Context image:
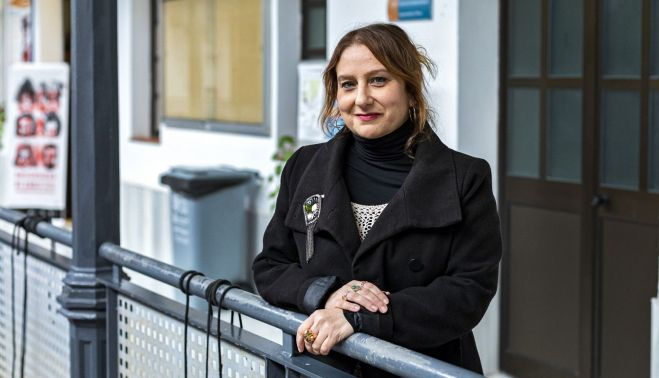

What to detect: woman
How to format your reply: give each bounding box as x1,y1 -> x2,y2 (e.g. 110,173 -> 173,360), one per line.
253,23 -> 501,375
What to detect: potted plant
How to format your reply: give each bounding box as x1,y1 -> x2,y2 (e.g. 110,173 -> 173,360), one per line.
268,135 -> 296,209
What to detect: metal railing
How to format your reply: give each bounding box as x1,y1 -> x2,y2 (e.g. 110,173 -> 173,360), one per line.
0,207 -> 482,377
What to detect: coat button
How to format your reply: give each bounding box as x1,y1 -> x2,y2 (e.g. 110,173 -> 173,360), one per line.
408,258 -> 424,272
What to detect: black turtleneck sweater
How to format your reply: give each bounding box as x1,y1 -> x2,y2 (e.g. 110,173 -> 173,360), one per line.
343,121 -> 414,205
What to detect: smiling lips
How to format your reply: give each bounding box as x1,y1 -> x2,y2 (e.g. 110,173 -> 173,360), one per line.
356,113 -> 381,121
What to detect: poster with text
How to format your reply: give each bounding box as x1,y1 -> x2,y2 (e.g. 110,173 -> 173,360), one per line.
3,63 -> 69,210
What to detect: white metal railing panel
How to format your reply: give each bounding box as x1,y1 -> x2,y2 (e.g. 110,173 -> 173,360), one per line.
0,242 -> 70,378
117,295 -> 266,378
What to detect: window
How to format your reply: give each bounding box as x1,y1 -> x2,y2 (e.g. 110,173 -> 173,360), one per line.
301,0 -> 326,60
156,0 -> 264,134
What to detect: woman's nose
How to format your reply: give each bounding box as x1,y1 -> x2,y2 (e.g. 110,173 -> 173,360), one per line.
355,84 -> 372,106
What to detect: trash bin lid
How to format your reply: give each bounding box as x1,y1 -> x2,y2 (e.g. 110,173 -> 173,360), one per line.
160,166 -> 256,197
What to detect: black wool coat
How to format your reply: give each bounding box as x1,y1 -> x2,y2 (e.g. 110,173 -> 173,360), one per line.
253,129 -> 502,374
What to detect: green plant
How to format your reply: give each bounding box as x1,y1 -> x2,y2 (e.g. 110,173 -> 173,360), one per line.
268,135 -> 297,208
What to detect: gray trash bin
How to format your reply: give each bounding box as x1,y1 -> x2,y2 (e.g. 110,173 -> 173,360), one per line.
161,166 -> 257,294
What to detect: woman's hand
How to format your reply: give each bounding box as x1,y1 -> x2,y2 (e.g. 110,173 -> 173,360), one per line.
324,280 -> 389,313
296,308 -> 354,355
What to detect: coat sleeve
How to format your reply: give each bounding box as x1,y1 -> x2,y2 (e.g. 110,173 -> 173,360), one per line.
358,158 -> 502,349
252,148 -> 340,314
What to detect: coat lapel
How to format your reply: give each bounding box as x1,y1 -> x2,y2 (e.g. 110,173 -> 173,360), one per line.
353,132 -> 463,263
285,130 -> 463,265
284,135 -> 362,260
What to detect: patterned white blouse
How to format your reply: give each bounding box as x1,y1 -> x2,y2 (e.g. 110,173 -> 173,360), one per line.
350,202 -> 388,241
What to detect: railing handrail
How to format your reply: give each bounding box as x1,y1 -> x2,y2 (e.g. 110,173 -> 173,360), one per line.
0,208 -> 73,247
0,207 -> 482,378
100,242 -> 480,377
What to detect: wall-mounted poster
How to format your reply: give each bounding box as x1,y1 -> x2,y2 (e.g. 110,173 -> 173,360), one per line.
297,61 -> 328,144
2,63 -> 69,210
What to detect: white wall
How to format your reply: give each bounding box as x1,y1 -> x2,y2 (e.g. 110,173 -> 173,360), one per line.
458,1 -> 500,196
458,1 -> 500,375
33,0 -> 63,63
328,0 -> 459,149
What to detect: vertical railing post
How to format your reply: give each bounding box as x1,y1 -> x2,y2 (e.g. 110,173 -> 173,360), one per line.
56,1 -> 119,377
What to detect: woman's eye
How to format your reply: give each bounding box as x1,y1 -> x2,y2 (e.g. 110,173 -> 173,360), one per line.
370,77 -> 388,86
340,81 -> 355,89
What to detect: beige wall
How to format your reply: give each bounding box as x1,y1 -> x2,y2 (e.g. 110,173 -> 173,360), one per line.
34,0 -> 63,62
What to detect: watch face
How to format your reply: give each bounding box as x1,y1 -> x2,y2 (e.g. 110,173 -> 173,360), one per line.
303,194 -> 323,226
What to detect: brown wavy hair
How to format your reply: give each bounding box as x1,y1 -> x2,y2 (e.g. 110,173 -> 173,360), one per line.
319,23 -> 436,155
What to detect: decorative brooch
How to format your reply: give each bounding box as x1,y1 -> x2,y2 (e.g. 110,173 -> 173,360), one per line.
303,194 -> 323,262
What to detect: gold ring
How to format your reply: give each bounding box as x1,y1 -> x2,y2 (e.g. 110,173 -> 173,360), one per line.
351,284 -> 362,293
304,329 -> 316,343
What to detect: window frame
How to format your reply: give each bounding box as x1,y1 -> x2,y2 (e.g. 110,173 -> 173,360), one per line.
152,0 -> 271,137
301,0 -> 327,60
150,0 -> 161,139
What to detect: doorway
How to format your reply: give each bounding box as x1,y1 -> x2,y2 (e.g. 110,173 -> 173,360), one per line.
500,0 -> 659,377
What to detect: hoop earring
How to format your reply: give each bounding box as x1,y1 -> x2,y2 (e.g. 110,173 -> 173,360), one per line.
409,107 -> 417,122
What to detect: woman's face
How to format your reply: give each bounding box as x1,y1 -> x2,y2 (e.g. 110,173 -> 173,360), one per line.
17,115 -> 34,135
18,94 -> 33,113
42,147 -> 57,168
335,44 -> 411,139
